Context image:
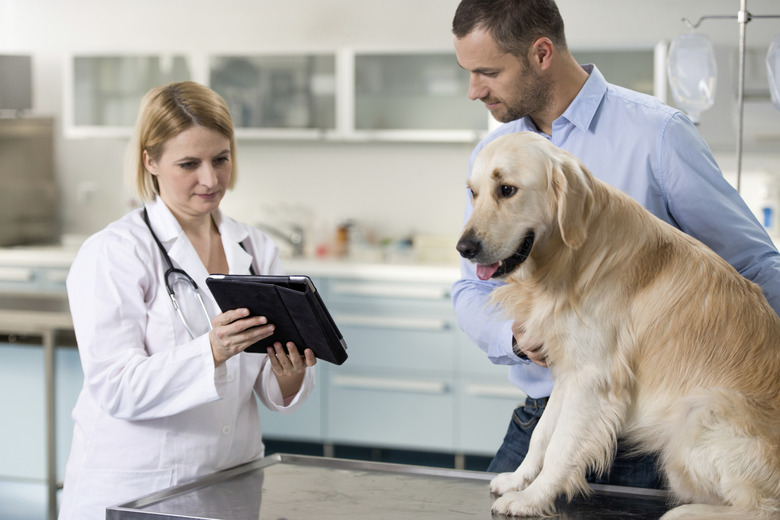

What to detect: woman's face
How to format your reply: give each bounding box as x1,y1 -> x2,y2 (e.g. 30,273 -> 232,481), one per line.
144,124 -> 232,222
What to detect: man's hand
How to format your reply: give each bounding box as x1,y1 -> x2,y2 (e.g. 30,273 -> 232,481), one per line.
512,321 -> 548,367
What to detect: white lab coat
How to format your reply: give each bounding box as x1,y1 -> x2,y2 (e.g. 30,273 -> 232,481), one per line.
58,198 -> 315,520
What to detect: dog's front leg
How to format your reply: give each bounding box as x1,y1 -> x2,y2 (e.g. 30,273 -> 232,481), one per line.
490,388 -> 565,496
491,375 -> 622,517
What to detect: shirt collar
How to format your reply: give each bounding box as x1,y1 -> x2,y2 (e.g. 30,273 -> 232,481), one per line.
557,64 -> 606,133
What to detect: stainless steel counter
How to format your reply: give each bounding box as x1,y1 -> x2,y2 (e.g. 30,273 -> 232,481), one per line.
107,454 -> 671,519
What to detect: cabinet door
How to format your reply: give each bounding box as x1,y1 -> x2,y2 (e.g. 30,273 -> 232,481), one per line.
258,365 -> 325,443
354,52 -> 488,139
209,54 -> 336,135
328,372 -> 456,451
67,55 -> 192,137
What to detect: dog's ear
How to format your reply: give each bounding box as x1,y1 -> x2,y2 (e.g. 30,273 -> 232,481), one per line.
551,155 -> 594,249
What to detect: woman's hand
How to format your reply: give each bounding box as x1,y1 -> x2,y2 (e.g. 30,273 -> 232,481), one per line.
209,308 -> 275,367
267,342 -> 316,399
512,321 -> 548,367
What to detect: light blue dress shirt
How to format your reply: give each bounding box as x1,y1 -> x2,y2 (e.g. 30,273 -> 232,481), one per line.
452,65 -> 780,399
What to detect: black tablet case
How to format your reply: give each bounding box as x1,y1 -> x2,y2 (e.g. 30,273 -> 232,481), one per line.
206,274 -> 348,365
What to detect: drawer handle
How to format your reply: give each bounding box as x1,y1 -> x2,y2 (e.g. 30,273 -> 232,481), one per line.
331,283 -> 450,300
465,384 -> 526,399
332,375 -> 448,394
333,314 -> 449,331
45,270 -> 69,284
0,267 -> 35,282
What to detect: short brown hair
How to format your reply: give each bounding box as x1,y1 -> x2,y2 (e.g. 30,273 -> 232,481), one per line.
452,0 -> 567,56
127,81 -> 237,202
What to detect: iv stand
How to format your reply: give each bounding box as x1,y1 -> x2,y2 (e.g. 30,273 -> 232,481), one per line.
682,0 -> 780,193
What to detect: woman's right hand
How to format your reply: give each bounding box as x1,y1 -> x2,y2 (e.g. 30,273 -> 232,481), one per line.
209,308 -> 275,367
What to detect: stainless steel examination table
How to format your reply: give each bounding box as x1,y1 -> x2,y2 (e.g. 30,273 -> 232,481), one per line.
106,453 -> 672,519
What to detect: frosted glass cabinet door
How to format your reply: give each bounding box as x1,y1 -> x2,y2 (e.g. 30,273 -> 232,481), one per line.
354,53 -> 487,132
209,55 -> 336,130
72,55 -> 192,127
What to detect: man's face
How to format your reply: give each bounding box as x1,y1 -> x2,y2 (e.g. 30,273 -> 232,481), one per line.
454,27 -> 551,123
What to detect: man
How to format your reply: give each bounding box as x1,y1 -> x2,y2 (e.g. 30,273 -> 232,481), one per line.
451,0 -> 780,487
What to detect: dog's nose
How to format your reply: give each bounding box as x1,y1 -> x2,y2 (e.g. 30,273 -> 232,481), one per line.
456,237 -> 482,259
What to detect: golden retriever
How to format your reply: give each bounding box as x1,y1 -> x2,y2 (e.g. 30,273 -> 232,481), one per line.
456,132 -> 780,519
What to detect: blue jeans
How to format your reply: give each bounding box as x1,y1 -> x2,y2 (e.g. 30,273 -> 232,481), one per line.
487,397 -> 665,489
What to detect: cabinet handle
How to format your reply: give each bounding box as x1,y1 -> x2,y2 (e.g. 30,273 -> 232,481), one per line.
0,267 -> 35,282
44,270 -> 69,284
331,283 -> 450,300
332,375 -> 449,394
465,384 -> 526,399
333,314 -> 450,331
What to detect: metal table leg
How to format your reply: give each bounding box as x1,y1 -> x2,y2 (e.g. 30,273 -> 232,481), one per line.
43,329 -> 57,520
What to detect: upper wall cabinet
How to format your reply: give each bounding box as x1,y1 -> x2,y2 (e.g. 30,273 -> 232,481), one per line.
64,45 -> 665,142
209,54 -> 337,139
65,55 -> 192,138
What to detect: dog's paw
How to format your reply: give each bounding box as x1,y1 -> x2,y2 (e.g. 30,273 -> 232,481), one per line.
490,471 -> 531,495
491,491 -> 553,517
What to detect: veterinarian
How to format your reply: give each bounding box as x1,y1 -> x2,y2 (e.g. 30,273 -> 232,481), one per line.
58,81 -> 316,520
451,0 -> 780,486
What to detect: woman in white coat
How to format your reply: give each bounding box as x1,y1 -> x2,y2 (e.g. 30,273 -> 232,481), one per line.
58,81 -> 316,520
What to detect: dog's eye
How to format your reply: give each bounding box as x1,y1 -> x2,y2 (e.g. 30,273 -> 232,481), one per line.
500,185 -> 517,198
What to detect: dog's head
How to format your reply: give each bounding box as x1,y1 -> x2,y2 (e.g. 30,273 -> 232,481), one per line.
456,132 -> 594,280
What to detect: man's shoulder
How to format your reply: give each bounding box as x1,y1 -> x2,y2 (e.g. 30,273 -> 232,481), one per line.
603,82 -> 679,120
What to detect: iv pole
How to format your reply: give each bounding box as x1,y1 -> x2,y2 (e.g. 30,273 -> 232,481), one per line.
682,1 -> 780,193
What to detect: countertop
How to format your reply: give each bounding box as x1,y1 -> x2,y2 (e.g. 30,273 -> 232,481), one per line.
107,453 -> 672,520
0,244 -> 462,284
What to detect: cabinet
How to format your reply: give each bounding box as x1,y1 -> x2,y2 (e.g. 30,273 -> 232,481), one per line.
64,45 -> 666,142
210,54 -> 337,139
351,51 -> 488,141
64,54 -> 193,138
64,50 -> 490,142
323,278 -> 459,451
256,274 -> 524,457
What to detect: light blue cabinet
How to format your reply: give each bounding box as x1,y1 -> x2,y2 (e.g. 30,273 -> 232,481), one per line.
0,260 -> 524,491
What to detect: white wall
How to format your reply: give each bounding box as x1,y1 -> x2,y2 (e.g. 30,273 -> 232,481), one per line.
2,0 -> 780,245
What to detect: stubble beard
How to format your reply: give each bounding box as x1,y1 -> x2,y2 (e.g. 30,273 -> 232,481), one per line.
491,70 -> 552,124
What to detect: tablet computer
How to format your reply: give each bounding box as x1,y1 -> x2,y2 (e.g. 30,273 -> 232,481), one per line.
206,274 -> 348,365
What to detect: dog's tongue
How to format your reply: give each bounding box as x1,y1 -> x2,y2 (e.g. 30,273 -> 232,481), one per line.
477,262 -> 499,280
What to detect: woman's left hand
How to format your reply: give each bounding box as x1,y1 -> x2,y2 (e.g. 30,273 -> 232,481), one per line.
267,342 -> 316,399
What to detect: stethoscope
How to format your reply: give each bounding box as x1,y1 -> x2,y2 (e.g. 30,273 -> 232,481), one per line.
142,206 -> 255,338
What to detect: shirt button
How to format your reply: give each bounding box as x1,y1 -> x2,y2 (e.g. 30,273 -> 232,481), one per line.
227,373 -> 235,383
222,426 -> 231,435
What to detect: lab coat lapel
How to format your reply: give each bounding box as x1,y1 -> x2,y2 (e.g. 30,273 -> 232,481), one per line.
215,212 -> 254,275
145,198 -> 206,282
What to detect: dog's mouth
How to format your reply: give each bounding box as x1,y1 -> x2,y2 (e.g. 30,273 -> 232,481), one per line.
476,232 -> 535,280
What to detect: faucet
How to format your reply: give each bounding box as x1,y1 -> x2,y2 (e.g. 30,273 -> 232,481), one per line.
257,222 -> 306,257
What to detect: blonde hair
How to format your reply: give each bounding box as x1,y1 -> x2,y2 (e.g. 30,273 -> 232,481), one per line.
127,81 -> 237,202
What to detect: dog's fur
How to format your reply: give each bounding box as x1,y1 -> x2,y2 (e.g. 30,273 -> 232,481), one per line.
457,132 -> 780,519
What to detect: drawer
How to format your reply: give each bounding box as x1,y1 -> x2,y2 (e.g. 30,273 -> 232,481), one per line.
324,280 -> 453,313
258,365 -> 325,442
327,373 -> 455,451
456,379 -> 526,455
335,323 -> 456,373
456,326 -> 512,377
0,265 -> 69,293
